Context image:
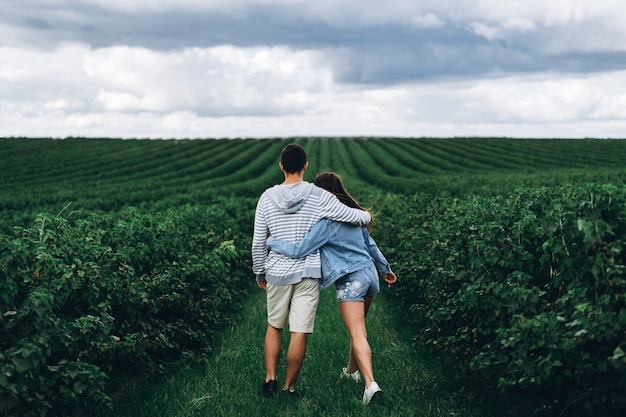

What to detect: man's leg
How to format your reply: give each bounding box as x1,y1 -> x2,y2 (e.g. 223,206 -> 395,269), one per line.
283,279 -> 319,391
264,324 -> 282,382
284,332 -> 307,390
261,283 -> 291,396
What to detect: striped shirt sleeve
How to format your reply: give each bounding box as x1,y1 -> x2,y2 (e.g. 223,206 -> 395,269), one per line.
251,196 -> 269,280
317,190 -> 371,225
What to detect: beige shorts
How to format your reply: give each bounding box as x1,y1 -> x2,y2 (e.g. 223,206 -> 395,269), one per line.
266,278 -> 320,333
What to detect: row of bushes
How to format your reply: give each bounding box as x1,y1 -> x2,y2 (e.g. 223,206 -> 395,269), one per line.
0,201 -> 255,417
376,183 -> 625,416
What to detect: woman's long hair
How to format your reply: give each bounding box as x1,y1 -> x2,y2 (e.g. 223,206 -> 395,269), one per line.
314,171 -> 373,219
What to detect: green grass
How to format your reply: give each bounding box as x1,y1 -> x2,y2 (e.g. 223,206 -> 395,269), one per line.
107,286 -> 531,417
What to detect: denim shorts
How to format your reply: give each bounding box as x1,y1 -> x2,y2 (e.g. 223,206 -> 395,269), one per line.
334,264 -> 380,302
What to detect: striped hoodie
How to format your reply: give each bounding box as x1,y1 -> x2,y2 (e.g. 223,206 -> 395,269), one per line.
252,181 -> 371,286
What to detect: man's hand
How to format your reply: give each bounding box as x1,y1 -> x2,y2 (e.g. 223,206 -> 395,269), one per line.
257,280 -> 268,290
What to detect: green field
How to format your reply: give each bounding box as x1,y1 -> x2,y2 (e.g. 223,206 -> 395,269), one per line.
2,137 -> 626,230
1,137 -> 625,417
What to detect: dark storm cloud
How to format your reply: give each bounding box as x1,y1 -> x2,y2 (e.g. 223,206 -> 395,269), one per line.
4,1 -> 626,87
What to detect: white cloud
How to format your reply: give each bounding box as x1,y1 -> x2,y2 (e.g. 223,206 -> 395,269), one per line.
4,58 -> 626,138
501,17 -> 537,32
0,64 -> 27,82
96,90 -> 142,111
0,42 -> 339,136
43,99 -> 83,111
468,22 -> 503,42
410,13 -> 445,29
0,43 -> 87,82
400,71 -> 626,129
0,42 -> 332,116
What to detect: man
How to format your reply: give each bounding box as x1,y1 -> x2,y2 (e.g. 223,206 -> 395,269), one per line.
252,144 -> 371,397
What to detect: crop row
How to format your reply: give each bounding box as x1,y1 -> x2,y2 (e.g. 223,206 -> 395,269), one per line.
2,137 -> 626,231
5,137 -> 626,188
1,202 -> 256,417
372,183 -> 626,416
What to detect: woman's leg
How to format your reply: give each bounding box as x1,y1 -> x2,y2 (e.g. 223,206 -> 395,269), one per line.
345,295 -> 373,373
364,295 -> 373,317
339,300 -> 375,387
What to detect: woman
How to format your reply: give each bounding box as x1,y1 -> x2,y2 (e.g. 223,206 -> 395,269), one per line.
266,172 -> 397,405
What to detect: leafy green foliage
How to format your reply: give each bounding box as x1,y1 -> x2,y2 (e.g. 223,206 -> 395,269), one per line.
376,184 -> 626,416
3,137 -> 626,416
0,202 -> 254,417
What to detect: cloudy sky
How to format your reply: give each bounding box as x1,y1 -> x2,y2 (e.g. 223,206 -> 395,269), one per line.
2,0 -> 626,139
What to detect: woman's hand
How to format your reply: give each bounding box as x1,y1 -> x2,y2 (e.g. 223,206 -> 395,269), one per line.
383,271 -> 397,288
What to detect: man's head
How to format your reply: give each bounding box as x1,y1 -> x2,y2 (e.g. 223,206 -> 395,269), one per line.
280,144 -> 307,174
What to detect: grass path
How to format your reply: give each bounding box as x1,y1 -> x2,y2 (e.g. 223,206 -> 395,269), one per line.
109,286 -> 510,417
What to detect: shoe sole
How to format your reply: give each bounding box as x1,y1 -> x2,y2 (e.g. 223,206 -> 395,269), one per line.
364,390 -> 382,405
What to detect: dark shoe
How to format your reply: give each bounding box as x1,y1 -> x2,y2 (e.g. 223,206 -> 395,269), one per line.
260,380 -> 278,397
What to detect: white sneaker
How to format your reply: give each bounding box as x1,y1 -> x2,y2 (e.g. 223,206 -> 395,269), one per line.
341,367 -> 362,382
362,381 -> 382,405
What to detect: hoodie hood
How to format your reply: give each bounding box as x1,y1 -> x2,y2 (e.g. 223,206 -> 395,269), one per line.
266,182 -> 314,214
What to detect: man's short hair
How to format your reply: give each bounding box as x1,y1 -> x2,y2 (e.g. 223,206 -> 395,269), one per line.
280,144 -> 307,173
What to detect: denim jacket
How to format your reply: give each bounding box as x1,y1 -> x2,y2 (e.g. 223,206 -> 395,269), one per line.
266,219 -> 391,289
